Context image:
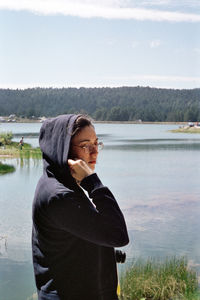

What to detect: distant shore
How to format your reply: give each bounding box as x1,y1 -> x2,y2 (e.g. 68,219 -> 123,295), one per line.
94,121 -> 187,125
0,117 -> 188,125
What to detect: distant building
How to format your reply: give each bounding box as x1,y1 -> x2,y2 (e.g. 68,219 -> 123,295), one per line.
8,114 -> 16,119
8,114 -> 16,122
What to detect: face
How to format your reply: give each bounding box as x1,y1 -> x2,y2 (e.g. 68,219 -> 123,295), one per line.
70,125 -> 99,170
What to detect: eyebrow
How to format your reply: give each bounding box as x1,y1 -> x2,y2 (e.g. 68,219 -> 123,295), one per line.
78,137 -> 98,143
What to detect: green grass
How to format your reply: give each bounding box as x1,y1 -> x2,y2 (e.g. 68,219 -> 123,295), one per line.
0,131 -> 41,159
0,142 -> 42,159
0,162 -> 15,174
120,257 -> 199,300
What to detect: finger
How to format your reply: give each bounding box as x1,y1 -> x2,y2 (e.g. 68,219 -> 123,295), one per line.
68,159 -> 76,166
68,158 -> 82,164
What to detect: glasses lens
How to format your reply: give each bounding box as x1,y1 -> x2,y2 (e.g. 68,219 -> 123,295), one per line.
98,142 -> 104,151
84,142 -> 104,153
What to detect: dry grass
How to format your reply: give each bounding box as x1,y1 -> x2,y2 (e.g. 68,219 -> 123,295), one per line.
170,127 -> 200,134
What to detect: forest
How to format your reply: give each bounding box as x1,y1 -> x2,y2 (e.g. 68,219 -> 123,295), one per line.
0,86 -> 199,122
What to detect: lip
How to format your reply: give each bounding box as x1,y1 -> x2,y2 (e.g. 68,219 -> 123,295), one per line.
88,161 -> 96,165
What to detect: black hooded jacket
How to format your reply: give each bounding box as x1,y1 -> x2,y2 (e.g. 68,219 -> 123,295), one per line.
32,114 -> 129,300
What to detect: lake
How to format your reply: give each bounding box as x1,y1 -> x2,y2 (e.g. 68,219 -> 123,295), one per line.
0,122 -> 200,300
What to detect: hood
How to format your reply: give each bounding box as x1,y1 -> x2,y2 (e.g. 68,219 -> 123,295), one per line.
39,114 -> 80,186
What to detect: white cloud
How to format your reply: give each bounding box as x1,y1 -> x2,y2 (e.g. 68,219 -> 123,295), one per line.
132,0 -> 200,9
142,0 -> 170,5
150,39 -> 162,48
1,0 -> 200,22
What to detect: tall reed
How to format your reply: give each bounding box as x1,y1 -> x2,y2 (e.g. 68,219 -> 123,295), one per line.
0,142 -> 42,159
120,257 -> 199,300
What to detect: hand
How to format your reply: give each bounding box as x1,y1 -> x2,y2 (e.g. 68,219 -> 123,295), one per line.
68,159 -> 93,182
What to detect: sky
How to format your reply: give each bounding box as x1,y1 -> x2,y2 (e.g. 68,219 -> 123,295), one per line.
0,0 -> 200,89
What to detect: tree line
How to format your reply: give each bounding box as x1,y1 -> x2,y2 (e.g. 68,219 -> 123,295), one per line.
0,86 -> 200,122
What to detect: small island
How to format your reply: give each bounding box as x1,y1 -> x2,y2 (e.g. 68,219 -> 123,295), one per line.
0,131 -> 41,175
0,161 -> 15,174
170,122 -> 200,134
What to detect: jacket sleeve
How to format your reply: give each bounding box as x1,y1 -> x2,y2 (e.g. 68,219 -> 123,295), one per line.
45,173 -> 129,248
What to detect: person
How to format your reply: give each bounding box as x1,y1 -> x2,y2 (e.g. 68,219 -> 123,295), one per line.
32,114 -> 129,300
19,136 -> 24,150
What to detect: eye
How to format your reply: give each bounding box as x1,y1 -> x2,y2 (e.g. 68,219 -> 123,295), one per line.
82,143 -> 90,149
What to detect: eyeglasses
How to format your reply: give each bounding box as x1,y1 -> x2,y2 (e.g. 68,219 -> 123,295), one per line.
72,141 -> 104,153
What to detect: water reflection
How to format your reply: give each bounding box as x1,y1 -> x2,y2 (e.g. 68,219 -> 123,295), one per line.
0,236 -> 7,256
105,142 -> 200,151
16,157 -> 41,169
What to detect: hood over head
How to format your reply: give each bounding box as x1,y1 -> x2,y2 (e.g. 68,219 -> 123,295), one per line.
39,114 -> 80,186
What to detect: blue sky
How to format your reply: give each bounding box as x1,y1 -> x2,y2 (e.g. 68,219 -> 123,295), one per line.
0,0 -> 200,89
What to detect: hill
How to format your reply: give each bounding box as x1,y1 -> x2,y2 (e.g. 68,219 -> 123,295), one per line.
0,86 -> 199,122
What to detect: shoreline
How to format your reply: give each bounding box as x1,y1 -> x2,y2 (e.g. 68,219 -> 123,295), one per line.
94,121 -> 187,125
0,118 -> 188,125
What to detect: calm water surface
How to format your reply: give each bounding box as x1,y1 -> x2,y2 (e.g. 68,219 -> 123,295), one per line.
0,123 -> 200,300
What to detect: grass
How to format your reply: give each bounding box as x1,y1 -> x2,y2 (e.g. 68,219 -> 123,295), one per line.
0,141 -> 42,159
170,127 -> 200,134
120,257 -> 199,300
0,141 -> 42,174
0,161 -> 15,174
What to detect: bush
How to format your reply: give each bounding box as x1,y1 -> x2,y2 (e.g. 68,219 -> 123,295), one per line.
0,162 -> 15,174
0,131 -> 13,145
120,257 -> 199,300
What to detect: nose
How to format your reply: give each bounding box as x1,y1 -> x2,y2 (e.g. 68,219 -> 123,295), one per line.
90,145 -> 98,155
91,146 -> 98,154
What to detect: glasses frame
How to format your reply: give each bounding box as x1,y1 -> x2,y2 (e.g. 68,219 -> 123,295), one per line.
72,141 -> 104,153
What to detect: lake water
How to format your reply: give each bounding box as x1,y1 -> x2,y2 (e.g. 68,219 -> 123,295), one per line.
0,122 -> 200,300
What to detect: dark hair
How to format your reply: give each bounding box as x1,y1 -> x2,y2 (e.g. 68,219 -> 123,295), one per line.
71,115 -> 94,137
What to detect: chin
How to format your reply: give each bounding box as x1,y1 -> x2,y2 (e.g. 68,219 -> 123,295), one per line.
89,164 -> 96,171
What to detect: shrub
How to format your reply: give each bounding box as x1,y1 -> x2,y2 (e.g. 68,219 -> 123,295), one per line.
0,131 -> 13,145
0,162 -> 15,174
